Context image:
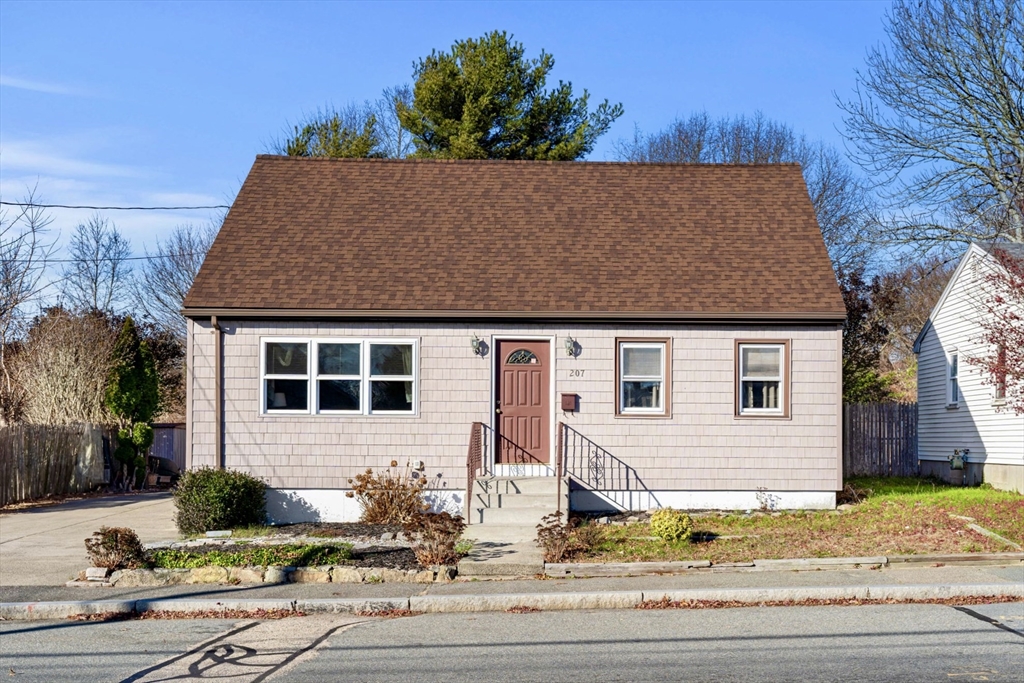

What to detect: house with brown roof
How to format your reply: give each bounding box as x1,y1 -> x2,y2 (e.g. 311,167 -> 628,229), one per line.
183,156 -> 846,526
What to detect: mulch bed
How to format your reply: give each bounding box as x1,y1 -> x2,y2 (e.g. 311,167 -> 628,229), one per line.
347,546 -> 420,571
271,522 -> 403,539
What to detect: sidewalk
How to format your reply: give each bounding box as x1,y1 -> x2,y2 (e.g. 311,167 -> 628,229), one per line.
3,560 -> 1021,619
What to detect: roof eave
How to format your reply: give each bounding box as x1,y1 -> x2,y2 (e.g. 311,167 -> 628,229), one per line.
182,307 -> 846,324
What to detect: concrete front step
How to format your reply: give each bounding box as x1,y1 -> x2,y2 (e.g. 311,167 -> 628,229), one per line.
472,506 -> 555,526
458,541 -> 545,576
474,476 -> 560,496
463,524 -> 540,544
474,492 -> 556,509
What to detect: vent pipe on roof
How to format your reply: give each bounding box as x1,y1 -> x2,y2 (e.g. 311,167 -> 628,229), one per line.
212,316 -> 223,470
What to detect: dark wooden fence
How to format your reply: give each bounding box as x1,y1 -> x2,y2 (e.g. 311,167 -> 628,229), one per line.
0,424 -> 105,507
843,403 -> 918,478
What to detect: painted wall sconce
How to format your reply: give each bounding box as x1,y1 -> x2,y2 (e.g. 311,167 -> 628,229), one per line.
564,335 -> 578,357
471,335 -> 483,356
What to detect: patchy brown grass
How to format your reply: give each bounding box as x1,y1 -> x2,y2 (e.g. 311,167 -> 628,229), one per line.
636,595 -> 1020,610
506,605 -> 543,614
586,478 -> 1023,563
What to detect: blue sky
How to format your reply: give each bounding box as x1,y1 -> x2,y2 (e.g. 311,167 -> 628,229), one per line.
1,0 -> 891,254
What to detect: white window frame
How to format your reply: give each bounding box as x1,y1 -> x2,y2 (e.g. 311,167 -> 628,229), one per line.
618,341 -> 667,415
260,337 -> 418,416
948,351 -> 960,407
261,338 -> 311,415
738,342 -> 785,416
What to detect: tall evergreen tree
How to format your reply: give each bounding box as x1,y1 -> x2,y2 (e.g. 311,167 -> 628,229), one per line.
105,317 -> 159,487
398,31 -> 623,160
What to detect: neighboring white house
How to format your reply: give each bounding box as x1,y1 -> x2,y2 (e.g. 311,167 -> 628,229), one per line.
913,242 -> 1024,493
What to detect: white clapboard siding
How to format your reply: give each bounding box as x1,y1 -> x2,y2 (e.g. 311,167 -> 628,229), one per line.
917,245 -> 1024,465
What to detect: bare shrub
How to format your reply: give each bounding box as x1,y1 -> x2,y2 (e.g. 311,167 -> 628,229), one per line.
85,526 -> 147,569
535,512 -> 604,562
346,461 -> 429,524
402,511 -> 467,567
14,308 -> 117,425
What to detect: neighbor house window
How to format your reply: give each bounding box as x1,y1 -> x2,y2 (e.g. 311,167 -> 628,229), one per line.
948,352 -> 960,406
262,339 -> 416,415
737,341 -> 788,417
617,339 -> 669,416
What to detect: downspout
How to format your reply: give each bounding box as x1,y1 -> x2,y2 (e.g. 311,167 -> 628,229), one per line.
211,316 -> 223,470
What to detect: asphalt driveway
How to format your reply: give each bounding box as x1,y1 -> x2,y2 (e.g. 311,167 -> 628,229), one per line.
0,493 -> 177,586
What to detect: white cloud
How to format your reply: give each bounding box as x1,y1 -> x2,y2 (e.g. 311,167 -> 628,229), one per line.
0,74 -> 84,96
0,140 -> 139,178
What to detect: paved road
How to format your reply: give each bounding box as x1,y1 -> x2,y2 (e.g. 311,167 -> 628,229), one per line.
2,602 -> 1021,682
0,493 -> 176,586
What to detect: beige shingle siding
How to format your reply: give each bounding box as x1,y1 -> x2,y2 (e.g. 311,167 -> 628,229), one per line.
917,248 -> 1024,465
188,321 -> 841,492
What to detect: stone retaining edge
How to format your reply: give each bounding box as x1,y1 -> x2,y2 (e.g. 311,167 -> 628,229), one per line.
4,583 -> 1021,620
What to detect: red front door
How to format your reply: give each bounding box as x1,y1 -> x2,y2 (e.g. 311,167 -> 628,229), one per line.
495,340 -> 550,464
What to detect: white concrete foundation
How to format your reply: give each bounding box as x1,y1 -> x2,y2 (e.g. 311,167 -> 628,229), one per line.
570,489 -> 836,513
265,488 -> 466,524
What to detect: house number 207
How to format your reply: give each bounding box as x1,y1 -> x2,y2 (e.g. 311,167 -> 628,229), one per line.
569,369 -> 585,378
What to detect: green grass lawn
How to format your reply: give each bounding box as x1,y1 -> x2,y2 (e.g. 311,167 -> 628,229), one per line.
584,477 -> 1024,564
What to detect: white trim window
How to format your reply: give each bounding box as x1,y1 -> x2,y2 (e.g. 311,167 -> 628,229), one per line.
738,343 -> 784,415
948,352 -> 960,406
262,338 -> 417,415
619,341 -> 666,414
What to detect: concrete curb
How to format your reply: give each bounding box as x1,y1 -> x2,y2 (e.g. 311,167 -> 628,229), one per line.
544,553 -> 1023,578
2,583 -> 1021,620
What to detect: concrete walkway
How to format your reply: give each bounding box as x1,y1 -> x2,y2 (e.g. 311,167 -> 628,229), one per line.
0,493 -> 177,586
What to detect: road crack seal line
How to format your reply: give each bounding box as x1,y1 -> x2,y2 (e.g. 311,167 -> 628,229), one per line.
249,620 -> 372,683
119,620 -> 262,682
952,606 -> 1024,638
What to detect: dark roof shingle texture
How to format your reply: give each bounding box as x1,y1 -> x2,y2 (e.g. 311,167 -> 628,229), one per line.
184,157 -> 845,318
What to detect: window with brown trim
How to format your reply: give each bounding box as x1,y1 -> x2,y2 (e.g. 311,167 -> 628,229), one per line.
616,338 -> 671,417
735,340 -> 790,418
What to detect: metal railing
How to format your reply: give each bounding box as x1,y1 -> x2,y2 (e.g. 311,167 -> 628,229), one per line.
558,423 -> 660,511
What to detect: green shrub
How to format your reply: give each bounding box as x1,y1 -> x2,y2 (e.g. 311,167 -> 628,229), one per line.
173,467 -> 267,535
149,543 -> 351,569
649,508 -> 693,542
85,526 -> 147,569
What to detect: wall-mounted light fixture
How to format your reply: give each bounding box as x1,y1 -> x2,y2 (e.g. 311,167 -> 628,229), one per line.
564,335 -> 577,357
471,335 -> 483,356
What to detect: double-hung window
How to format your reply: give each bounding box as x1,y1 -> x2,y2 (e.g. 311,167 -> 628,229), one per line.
264,341 -> 309,412
737,342 -> 787,416
617,340 -> 669,416
948,352 -> 960,406
262,339 -> 416,415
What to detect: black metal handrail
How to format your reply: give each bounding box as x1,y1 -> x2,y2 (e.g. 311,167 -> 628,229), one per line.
558,423 -> 659,508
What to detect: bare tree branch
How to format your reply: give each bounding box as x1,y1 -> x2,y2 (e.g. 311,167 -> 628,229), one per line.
0,186 -> 56,422
131,223 -> 218,341
839,0 -> 1024,250
60,215 -> 133,313
614,112 -> 874,273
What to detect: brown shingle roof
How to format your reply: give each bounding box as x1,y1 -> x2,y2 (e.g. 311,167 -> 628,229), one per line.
183,156 -> 845,320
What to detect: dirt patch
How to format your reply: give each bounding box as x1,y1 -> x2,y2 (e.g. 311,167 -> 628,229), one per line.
1,489 -> 167,513
271,522 -> 403,541
347,546 -> 420,571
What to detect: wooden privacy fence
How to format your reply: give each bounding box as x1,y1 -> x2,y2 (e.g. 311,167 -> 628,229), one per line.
0,424 -> 106,507
843,402 -> 918,478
